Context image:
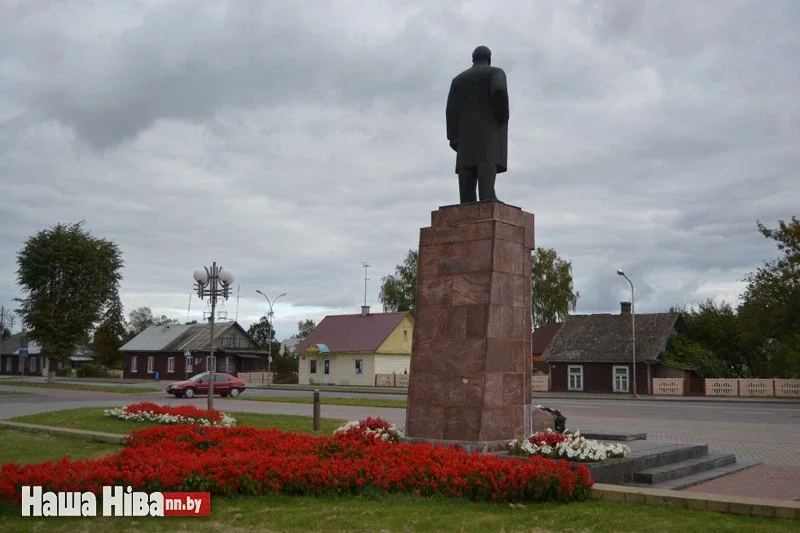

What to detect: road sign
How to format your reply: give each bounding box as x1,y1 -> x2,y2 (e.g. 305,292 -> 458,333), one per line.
18,348 -> 28,358
184,350 -> 191,357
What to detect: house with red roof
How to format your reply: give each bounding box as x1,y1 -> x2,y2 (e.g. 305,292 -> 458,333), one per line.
295,306 -> 413,386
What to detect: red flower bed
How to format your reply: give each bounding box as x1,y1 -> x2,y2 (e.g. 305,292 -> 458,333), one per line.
0,424 -> 593,505
530,432 -> 568,447
121,402 -> 225,423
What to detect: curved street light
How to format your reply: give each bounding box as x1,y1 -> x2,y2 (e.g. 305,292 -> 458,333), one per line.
256,290 -> 286,387
616,270 -> 637,397
193,262 -> 234,410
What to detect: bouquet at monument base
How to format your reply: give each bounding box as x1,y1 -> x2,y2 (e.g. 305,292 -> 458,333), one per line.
509,428 -> 631,462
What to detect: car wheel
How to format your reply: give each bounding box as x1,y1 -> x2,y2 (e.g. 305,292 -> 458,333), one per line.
229,388 -> 240,398
183,388 -> 196,399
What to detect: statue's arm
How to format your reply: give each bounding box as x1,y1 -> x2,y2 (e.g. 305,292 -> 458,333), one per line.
491,70 -> 509,124
446,80 -> 458,149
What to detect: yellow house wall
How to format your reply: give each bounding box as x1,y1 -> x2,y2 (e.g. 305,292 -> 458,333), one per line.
373,354 -> 411,375
376,315 -> 413,355
299,353 -> 375,386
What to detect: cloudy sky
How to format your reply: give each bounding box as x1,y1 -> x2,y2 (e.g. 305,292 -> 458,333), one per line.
1,0 -> 798,340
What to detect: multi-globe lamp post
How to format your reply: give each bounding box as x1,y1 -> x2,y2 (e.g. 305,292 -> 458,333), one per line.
193,262 -> 234,410
256,290 -> 286,387
616,269 -> 637,398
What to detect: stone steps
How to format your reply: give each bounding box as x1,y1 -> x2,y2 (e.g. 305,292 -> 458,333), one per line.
628,460 -> 762,491
633,452 -> 737,484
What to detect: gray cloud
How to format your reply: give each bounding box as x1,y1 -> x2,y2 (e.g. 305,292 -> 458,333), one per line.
1,1 -> 798,339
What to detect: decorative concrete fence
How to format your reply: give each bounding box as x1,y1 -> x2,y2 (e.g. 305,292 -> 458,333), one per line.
705,379 -> 738,396
775,379 -> 800,397
531,375 -> 549,392
739,378 -> 774,397
652,378 -> 684,396
238,372 -> 272,384
375,373 -> 409,388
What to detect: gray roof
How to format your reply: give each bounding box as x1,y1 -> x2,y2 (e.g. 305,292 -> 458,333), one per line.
120,321 -> 258,353
542,312 -> 680,364
1,333 -> 91,358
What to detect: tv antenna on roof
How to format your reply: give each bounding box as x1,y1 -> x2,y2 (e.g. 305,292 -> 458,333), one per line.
362,262 -> 370,307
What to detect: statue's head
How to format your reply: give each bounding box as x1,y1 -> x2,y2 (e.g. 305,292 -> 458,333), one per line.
472,45 -> 491,65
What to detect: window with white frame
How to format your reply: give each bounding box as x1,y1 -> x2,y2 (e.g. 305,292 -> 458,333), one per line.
613,365 -> 629,393
167,357 -> 175,373
568,365 -> 583,391
355,359 -> 364,375
4,357 -> 11,372
310,360 -> 317,374
30,357 -> 37,373
186,356 -> 193,373
147,356 -> 154,373
225,356 -> 231,372
131,356 -> 138,373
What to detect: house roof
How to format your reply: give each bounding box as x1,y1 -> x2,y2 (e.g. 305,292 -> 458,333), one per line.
531,322 -> 563,354
1,333 -> 91,358
120,321 -> 254,352
295,311 -> 410,354
543,312 -> 680,363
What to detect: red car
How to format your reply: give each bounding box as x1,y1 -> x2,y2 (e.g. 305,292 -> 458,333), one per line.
166,372 -> 246,398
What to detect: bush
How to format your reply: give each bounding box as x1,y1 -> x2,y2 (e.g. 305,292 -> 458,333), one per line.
56,367 -> 73,378
76,364 -> 110,378
272,372 -> 298,384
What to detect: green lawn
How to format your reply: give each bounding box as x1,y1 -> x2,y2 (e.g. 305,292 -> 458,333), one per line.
0,390 -> 31,396
1,493 -> 798,532
236,395 -> 407,409
0,429 -> 121,465
0,381 -> 160,394
10,407 -> 347,435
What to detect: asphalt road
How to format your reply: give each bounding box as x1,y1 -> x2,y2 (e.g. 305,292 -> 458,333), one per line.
1,383 -> 798,467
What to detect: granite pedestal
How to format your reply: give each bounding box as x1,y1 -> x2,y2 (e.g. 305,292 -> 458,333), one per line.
403,201 -> 535,452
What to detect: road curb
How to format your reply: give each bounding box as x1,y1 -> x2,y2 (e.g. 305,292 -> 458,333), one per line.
0,421 -> 127,445
591,483 -> 800,518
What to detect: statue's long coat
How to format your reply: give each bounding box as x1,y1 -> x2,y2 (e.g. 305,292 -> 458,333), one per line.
446,64 -> 509,173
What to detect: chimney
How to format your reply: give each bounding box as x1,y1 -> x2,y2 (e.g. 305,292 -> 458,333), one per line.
620,301 -> 632,315
361,305 -> 370,316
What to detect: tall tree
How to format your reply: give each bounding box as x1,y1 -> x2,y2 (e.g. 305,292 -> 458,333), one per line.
738,217 -> 800,377
92,294 -> 127,368
663,300 -> 755,378
15,222 -> 123,382
530,248 -> 579,330
247,316 -> 275,350
291,319 -> 316,339
128,307 -> 155,336
379,250 -> 418,315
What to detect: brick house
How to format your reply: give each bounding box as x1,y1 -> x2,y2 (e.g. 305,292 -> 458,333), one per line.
543,302 -> 682,394
120,321 -> 267,380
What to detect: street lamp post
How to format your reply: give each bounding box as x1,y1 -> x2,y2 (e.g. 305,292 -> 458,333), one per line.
616,270 -> 637,398
256,290 -> 286,387
193,262 -> 234,410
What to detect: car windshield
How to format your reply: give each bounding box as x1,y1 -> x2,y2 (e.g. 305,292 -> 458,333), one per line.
187,373 -> 209,382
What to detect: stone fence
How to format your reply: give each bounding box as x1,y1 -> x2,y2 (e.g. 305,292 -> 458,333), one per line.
531,375 -> 549,392
238,372 -> 273,384
650,377 -> 800,397
375,373 -> 409,388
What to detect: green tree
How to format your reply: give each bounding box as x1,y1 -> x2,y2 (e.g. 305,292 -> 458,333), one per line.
663,300 -> 755,378
247,315 -> 275,349
531,248 -> 579,330
379,250 -> 418,315
291,319 -> 316,339
15,222 -> 123,382
128,307 -> 155,336
1,328 -> 9,340
738,217 -> 800,377
92,295 -> 127,368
